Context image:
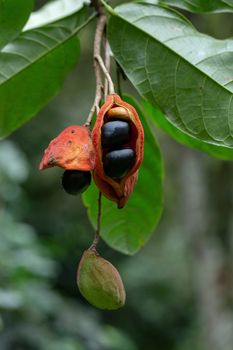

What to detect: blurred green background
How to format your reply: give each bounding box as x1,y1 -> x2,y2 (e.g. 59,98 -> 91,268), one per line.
0,1 -> 233,349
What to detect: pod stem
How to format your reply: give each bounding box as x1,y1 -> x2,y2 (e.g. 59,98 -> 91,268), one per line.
90,191 -> 102,250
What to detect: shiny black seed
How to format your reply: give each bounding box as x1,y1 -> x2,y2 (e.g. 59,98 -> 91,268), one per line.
103,148 -> 135,179
101,121 -> 130,148
62,170 -> 91,195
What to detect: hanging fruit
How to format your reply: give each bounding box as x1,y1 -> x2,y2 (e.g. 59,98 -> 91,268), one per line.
92,94 -> 144,208
77,249 -> 126,310
38,12 -> 145,311
39,125 -> 95,195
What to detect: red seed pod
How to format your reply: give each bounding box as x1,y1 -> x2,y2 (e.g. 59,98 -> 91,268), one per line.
39,125 -> 95,171
92,94 -> 144,208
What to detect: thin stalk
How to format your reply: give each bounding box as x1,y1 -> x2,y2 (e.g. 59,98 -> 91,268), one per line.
90,191 -> 102,250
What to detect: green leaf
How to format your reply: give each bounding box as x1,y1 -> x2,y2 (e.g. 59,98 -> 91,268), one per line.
108,3 -> 233,150
0,0 -> 33,49
143,99 -> 233,160
0,6 -> 94,137
142,0 -> 233,13
24,0 -> 91,31
83,95 -> 163,255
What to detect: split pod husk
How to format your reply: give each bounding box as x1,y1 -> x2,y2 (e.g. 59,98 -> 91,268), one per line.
39,125 -> 95,172
92,94 -> 144,208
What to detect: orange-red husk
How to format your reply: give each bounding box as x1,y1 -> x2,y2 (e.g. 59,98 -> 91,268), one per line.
92,94 -> 144,208
39,125 -> 95,171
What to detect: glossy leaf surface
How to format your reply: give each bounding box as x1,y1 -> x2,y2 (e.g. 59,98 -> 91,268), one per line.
24,0 -> 90,30
108,3 -> 233,151
143,99 -> 233,160
143,0 -> 233,13
0,0 -> 33,49
0,5 -> 93,137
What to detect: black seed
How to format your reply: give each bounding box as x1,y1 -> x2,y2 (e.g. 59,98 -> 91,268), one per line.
101,121 -> 130,148
103,148 -> 135,179
62,170 -> 91,195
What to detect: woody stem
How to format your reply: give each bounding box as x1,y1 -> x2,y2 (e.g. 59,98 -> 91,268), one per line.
104,37 -> 111,99
85,12 -> 106,127
95,54 -> 115,95
90,191 -> 102,250
116,64 -> 123,98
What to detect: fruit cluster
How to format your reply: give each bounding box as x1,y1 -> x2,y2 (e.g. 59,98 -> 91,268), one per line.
39,95 -> 144,310
39,94 -> 144,208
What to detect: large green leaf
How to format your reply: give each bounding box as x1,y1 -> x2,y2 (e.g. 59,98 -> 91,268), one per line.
143,0 -> 233,13
24,0 -> 90,30
143,99 -> 233,160
0,6 -> 94,137
83,95 -> 163,255
108,3 -> 233,153
0,0 -> 33,49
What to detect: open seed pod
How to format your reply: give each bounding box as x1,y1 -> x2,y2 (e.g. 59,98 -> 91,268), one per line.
77,249 -> 126,310
39,125 -> 95,171
92,94 -> 144,208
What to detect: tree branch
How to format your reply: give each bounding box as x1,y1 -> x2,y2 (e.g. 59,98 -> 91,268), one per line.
104,37 -> 111,99
95,54 -> 115,95
85,13 -> 106,127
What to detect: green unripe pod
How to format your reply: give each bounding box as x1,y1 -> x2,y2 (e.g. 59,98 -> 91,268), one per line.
77,249 -> 126,310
